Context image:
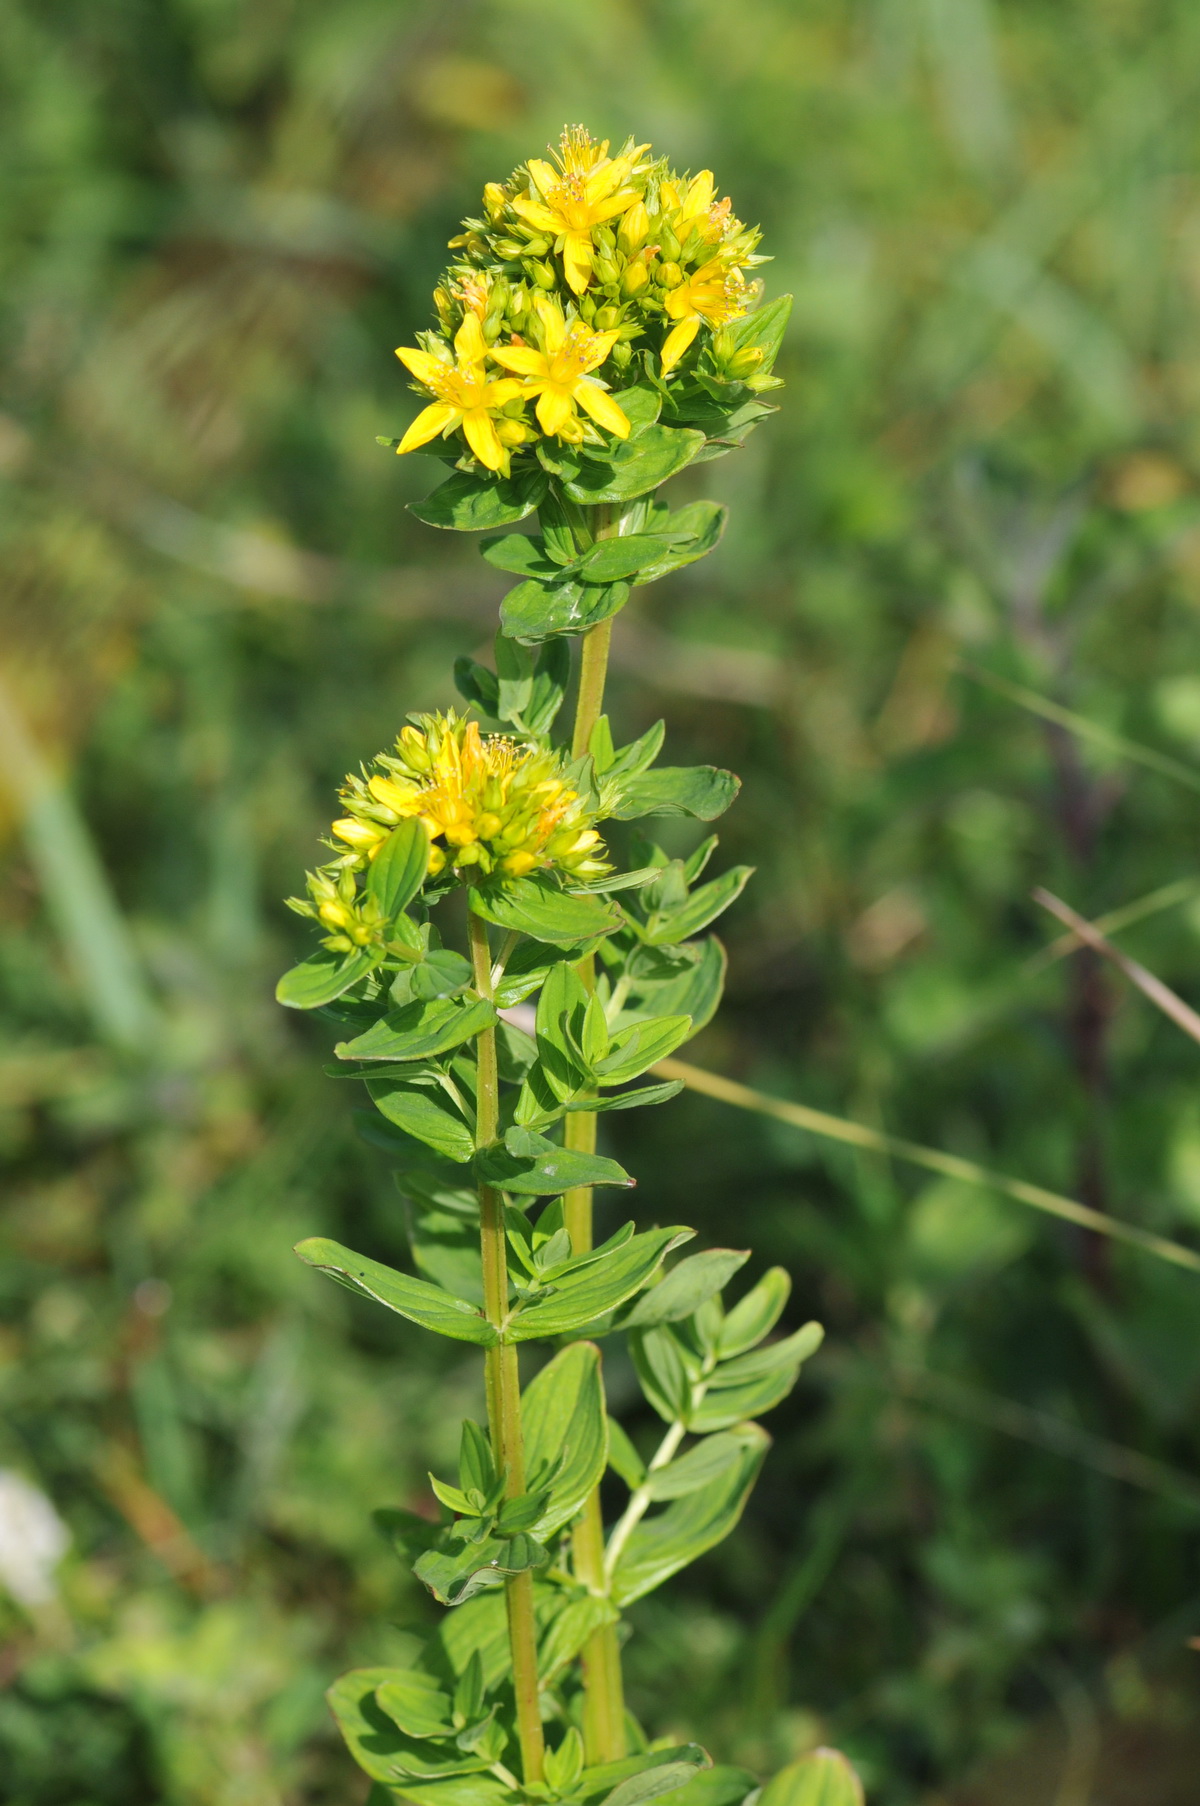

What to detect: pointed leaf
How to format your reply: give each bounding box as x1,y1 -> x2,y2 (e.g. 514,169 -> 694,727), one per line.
632,502 -> 728,587
607,1418 -> 648,1490
621,1249 -> 750,1330
611,767 -> 741,822
367,1075 -> 476,1163
645,1430 -> 755,1501
375,1670 -> 455,1741
468,877 -> 621,947
609,1424 -> 770,1605
508,1227 -> 693,1341
295,1237 -> 498,1345
717,1268 -> 791,1358
595,1015 -> 694,1085
475,1127 -> 632,1197
337,996 -> 497,1062
480,533 -> 563,579
414,1531 -> 548,1606
537,1595 -> 621,1685
500,575 -> 630,645
690,1323 -> 824,1432
411,949 -> 475,1001
562,424 -> 706,504
577,534 -> 674,583
623,937 -> 726,1034
645,868 -> 753,945
366,820 -> 430,918
326,1669 -> 489,1784
564,1080 -> 684,1114
410,468 -> 547,530
522,1342 -> 608,1535
276,947 -> 378,1009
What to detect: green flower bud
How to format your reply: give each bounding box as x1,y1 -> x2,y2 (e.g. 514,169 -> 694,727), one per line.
621,260 -> 649,297
658,224 -> 682,262
657,261 -> 683,288
594,305 -> 622,330
531,259 -> 557,291
592,256 -> 621,286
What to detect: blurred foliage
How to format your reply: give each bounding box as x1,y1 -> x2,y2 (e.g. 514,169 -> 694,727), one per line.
3,1 -> 1200,1802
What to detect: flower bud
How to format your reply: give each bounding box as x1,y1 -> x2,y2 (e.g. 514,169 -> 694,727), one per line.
727,346 -> 764,379
594,305 -> 622,331
621,260 -> 649,297
657,261 -> 683,288
611,340 -> 633,369
501,850 -> 538,877
595,225 -> 616,253
520,232 -> 551,255
618,202 -> 650,252
493,238 -> 526,260
658,224 -> 682,262
592,256 -> 620,286
482,182 -> 507,221
578,293 -> 597,321
530,259 -> 558,291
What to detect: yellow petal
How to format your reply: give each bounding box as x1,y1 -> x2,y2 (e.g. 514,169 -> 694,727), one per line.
573,381 -> 630,439
535,386 -> 575,437
591,188 -> 642,225
511,194 -> 559,234
578,328 -> 621,374
461,409 -> 508,472
664,283 -> 696,321
526,159 -> 560,202
395,345 -> 448,387
482,377 -> 526,406
534,298 -> 567,352
682,170 -> 715,218
397,401 -> 460,453
660,317 -> 701,373
489,344 -> 549,377
454,312 -> 488,367
562,233 -> 593,295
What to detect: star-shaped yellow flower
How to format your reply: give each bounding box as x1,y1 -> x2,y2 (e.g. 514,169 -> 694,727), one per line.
511,129 -> 649,295
489,302 -> 631,442
660,259 -> 749,373
394,313 -> 524,472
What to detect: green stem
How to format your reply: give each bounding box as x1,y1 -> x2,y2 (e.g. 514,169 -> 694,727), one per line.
468,911 -> 545,1786
565,501 -> 627,1762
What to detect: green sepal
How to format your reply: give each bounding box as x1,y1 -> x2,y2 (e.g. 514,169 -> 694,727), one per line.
608,1423 -> 770,1606
366,819 -> 430,918
276,946 -> 379,1009
507,1226 -> 693,1341
609,767 -> 741,822
336,995 -> 497,1063
468,877 -> 622,947
522,1342 -> 608,1536
620,1249 -> 750,1330
294,1237 -> 498,1345
757,1750 -> 864,1806
410,467 -> 548,531
475,1126 -> 633,1197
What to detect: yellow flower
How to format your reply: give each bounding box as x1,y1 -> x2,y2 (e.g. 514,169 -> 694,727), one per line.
511,126 -> 649,295
394,312 -> 525,472
660,259 -> 749,373
330,713 -> 609,886
489,301 -> 630,441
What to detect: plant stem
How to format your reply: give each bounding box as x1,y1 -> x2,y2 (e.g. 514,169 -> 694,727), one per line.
468,910 -> 545,1786
565,501 -> 626,1762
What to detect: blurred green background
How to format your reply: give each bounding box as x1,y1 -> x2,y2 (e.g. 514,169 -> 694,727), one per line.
3,2 -> 1200,1801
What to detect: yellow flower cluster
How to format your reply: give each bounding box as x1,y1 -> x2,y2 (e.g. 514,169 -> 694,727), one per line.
292,714 -> 609,952
391,126 -> 766,474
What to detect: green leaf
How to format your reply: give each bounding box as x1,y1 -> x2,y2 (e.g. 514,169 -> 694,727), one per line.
562,424 -> 706,504
374,1670 -> 454,1741
631,502 -> 728,586
410,468 -> 547,531
623,937 -> 727,1035
276,947 -> 378,1009
582,1746 -> 711,1806
295,1237 -> 498,1345
475,1127 -> 633,1197
521,638 -> 572,734
717,1268 -> 791,1358
576,534 -> 674,583
565,1080 -> 684,1115
645,1431 -> 755,1501
659,1769 -> 759,1806
595,1015 -> 694,1085
609,1424 -> 770,1605
508,1226 -> 692,1341
644,868 -> 753,945
326,1670 -> 490,1784
404,1197 -> 483,1307
537,1595 -> 621,1686
372,1777 -> 516,1806
336,995 -> 496,1062
606,1418 -> 648,1490
494,941 -> 576,1007
603,1759 -> 711,1806
522,1342 -> 607,1535
413,1531 -> 547,1606
411,949 -> 475,1001
690,1323 -> 824,1432
629,1326 -> 693,1423
621,1249 -> 749,1330
611,767 -> 741,822
757,1750 -> 864,1806
722,294 -> 794,373
480,533 -> 563,579
367,1074 -> 476,1163
468,877 -> 621,947
366,820 -> 429,918
500,575 -> 630,645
